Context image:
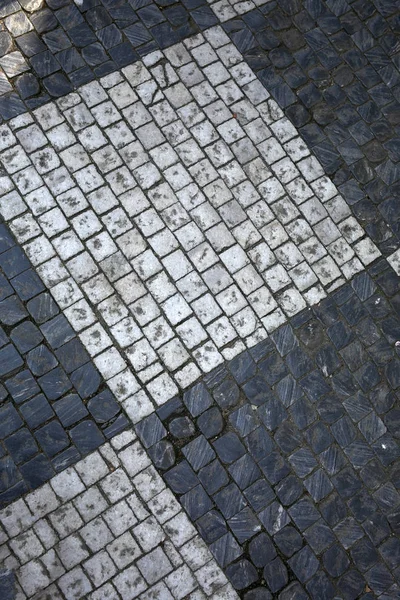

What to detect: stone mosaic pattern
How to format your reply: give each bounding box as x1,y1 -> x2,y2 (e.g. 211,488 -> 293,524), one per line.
0,0 -> 399,267
0,431 -> 238,599
0,3 -> 399,600
0,216 -> 128,508
0,0 -> 218,115
0,36 -> 381,415
139,257 -> 400,597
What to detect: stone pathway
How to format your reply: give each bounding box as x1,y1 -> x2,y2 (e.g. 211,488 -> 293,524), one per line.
0,1 -> 399,599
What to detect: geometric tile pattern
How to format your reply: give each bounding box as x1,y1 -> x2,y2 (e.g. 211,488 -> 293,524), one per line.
0,1 -> 399,600
0,218 -> 128,508
0,37 -> 381,413
0,432 -> 238,599
140,258 -> 400,597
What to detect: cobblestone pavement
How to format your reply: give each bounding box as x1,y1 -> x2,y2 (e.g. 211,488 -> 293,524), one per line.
0,1 -> 399,599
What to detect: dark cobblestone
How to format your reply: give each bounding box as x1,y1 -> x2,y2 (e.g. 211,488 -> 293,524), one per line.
0,219 -> 127,507
148,257 -> 400,596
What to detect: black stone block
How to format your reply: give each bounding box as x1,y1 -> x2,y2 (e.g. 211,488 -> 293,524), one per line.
198,407 -> 224,439
0,345 -> 23,378
263,557 -> 288,593
19,453 -> 54,489
5,369 -> 40,404
10,322 -> 43,354
229,453 -> 261,490
165,460 -> 198,494
199,459 -> 229,495
69,420 -> 104,455
135,412 -> 166,448
35,420 -> 69,457
148,440 -> 175,470
20,394 -> 54,430
181,484 -> 213,521
54,394 -> 88,427
0,295 -> 28,326
38,366 -> 72,400
214,482 -> 246,519
28,293 -> 58,324
196,509 -> 227,544
4,428 -> 38,464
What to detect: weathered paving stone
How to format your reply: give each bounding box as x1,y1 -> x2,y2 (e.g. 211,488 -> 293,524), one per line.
0,6 -> 400,598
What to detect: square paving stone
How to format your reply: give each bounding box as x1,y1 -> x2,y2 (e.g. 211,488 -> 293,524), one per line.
27,344 -> 58,376
70,362 -> 101,399
5,369 -> 40,404
288,545 -> 319,583
0,246 -> 30,278
289,497 -> 321,531
55,338 -> 90,374
0,344 -> 23,378
40,314 -> 75,349
87,389 -> 120,424
54,393 -> 89,427
209,532 -> 242,568
228,453 -> 261,490
273,524 -> 303,558
4,428 -> 38,464
196,509 -> 227,544
198,459 -> 229,495
0,274 -> 13,303
19,453 -> 54,489
19,394 -> 54,430
181,484 -> 213,521
213,432 -> 246,465
263,557 -> 288,594
0,456 -> 21,493
11,269 -> 45,301
135,412 -> 167,448
228,506 -> 262,544
276,474 -> 303,506
214,483 -> 247,519
183,434 -> 216,471
304,519 -> 336,554
259,450 -> 290,485
69,420 -> 104,455
38,366 -> 72,400
183,381 -> 212,416
0,296 -> 28,326
35,420 -> 69,457
10,321 -> 43,354
244,478 -> 275,513
164,460 -> 198,494
249,532 -> 277,568
27,292 -> 59,323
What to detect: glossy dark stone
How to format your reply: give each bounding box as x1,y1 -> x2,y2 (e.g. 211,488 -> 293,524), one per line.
164,460 -> 198,494
148,440 -> 175,471
183,382 -> 212,416
210,532 -> 242,568
135,412 -> 166,448
196,510 -> 227,544
228,453 -> 261,490
70,362 -> 101,398
197,407 -> 223,438
19,454 -> 54,489
226,559 -> 258,590
181,484 -> 213,521
19,394 -> 54,430
41,314 -> 75,349
169,416 -> 195,439
0,296 -> 28,326
54,394 -> 88,427
35,421 -> 69,457
38,366 -> 72,400
263,557 -> 288,593
4,428 -> 38,464
243,376 -> 274,406
199,459 -> 229,495
27,293 -> 59,324
26,345 -> 58,377
69,420 -> 104,454
183,435 -> 215,471
214,482 -> 247,519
